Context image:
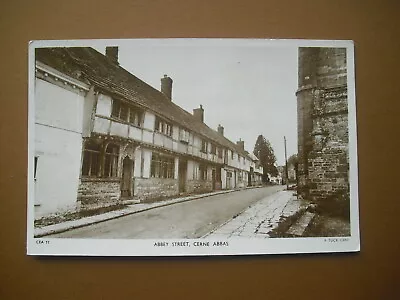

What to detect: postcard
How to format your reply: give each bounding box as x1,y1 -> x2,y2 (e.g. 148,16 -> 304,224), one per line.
27,38 -> 359,256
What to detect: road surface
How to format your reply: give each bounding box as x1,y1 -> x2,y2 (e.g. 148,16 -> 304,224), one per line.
50,185 -> 285,239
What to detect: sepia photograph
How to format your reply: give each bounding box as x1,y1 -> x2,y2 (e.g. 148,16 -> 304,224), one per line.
27,39 -> 359,256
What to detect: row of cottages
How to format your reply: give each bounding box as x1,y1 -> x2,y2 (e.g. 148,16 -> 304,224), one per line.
34,46 -> 263,218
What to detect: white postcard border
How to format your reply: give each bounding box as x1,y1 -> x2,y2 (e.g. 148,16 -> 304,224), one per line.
27,38 -> 359,256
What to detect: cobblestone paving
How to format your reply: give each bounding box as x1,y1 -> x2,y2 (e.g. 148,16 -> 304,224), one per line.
205,190 -> 300,239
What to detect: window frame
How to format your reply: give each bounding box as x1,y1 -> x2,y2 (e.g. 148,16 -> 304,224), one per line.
81,141 -> 102,178
150,152 -> 175,179
201,140 -> 208,153
104,143 -> 119,178
199,164 -> 208,180
155,116 -> 173,137
111,98 -> 143,127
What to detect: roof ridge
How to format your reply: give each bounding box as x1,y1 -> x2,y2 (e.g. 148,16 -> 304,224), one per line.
36,46 -> 253,160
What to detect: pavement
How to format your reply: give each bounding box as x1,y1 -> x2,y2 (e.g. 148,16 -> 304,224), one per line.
203,190 -> 302,239
34,189 -> 238,238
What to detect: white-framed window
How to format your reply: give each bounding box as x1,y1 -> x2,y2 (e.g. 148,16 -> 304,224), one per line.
201,140 -> 208,153
179,128 -> 190,144
150,152 -> 175,179
199,164 -> 208,180
155,117 -> 173,137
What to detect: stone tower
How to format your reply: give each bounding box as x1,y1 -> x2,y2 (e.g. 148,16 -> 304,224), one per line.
296,47 -> 349,202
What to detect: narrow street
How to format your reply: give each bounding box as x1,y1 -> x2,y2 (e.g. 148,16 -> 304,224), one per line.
50,186 -> 286,239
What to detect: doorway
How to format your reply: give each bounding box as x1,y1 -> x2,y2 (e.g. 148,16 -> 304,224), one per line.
121,156 -> 134,198
248,167 -> 254,186
212,169 -> 216,190
178,159 -> 187,193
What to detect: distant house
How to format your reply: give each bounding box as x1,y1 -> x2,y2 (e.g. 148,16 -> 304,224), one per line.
33,46 -> 262,218
247,152 -> 264,187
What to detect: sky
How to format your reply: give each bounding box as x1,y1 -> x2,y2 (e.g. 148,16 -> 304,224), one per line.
94,39 -> 298,166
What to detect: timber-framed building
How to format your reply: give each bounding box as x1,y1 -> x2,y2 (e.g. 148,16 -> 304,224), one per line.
34,46 -> 263,218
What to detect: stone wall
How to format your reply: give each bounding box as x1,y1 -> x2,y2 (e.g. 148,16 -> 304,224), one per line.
134,177 -> 179,202
186,179 -> 213,194
297,47 -> 349,202
78,179 -> 121,210
308,146 -> 349,200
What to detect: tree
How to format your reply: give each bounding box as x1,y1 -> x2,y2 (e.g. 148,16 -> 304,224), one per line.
287,154 -> 299,183
253,135 -> 278,182
287,154 -> 298,169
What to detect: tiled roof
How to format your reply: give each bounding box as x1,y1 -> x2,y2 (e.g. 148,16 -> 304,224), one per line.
35,47 -> 251,158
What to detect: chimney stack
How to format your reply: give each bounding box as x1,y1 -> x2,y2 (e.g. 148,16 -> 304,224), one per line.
105,46 -> 119,64
237,139 -> 245,150
217,124 -> 224,136
161,75 -> 173,100
193,105 -> 204,123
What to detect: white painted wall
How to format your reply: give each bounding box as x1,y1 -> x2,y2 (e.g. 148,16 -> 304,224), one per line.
142,149 -> 152,178
174,157 -> 179,179
133,148 -> 142,177
143,111 -> 155,131
35,79 -> 84,133
96,94 -> 112,117
34,79 -> 85,217
221,169 -> 227,189
172,125 -> 179,140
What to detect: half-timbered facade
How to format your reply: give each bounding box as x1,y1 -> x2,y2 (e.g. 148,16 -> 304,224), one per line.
34,46 -> 263,217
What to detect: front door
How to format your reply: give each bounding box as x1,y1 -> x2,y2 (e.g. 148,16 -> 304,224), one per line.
226,171 -> 232,189
121,156 -> 134,198
178,160 -> 187,193
248,167 -> 253,186
212,169 -> 216,190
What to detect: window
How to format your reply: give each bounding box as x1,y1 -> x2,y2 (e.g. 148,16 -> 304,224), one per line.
128,107 -> 143,127
150,153 -> 175,179
104,144 -> 119,178
224,149 -> 228,164
179,128 -> 190,144
82,141 -> 101,177
155,117 -> 173,137
231,151 -> 234,160
210,144 -> 216,155
238,155 -> 241,162
193,165 -> 199,180
111,98 -> 143,127
199,164 -> 208,180
201,140 -> 208,153
217,148 -> 223,159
